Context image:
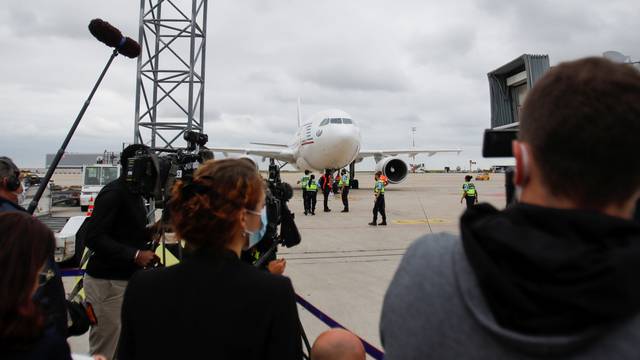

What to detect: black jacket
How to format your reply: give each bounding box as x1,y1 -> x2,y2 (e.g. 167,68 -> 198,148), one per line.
3,327 -> 71,360
319,175 -> 331,192
461,203 -> 640,335
118,248 -> 303,360
85,178 -> 149,280
0,197 -> 68,337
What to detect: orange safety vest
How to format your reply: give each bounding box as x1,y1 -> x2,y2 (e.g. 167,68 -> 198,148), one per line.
380,175 -> 389,186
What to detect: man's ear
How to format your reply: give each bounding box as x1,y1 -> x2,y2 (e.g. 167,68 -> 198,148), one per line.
512,140 -> 529,186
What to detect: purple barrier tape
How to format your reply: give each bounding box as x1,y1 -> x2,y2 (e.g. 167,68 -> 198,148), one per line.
61,268 -> 85,277
295,293 -> 385,360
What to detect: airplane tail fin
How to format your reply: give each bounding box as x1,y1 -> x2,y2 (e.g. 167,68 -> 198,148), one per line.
297,97 -> 302,127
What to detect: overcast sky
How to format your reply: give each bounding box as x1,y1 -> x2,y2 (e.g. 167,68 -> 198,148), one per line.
1,0 -> 638,170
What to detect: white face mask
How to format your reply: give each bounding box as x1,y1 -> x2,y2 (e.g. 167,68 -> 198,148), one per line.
243,206 -> 267,250
515,143 -> 530,202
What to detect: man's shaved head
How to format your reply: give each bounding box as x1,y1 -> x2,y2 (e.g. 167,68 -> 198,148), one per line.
311,328 -> 365,360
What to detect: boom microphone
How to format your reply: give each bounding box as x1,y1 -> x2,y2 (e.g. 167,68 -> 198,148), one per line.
88,19 -> 141,58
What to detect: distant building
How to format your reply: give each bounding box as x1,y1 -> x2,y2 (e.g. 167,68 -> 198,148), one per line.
491,165 -> 513,173
45,152 -> 119,169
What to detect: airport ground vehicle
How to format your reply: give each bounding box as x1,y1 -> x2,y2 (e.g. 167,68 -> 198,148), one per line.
54,215 -> 88,268
476,173 -> 491,181
79,164 -> 120,211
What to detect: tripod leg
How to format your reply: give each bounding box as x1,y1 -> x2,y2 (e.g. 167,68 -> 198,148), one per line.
299,319 -> 312,359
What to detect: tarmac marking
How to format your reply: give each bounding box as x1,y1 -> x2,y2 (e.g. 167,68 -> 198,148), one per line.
285,248 -> 406,255
286,252 -> 404,261
289,258 -> 399,265
393,218 -> 450,225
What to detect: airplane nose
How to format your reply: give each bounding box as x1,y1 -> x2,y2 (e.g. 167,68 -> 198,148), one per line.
322,126 -> 360,168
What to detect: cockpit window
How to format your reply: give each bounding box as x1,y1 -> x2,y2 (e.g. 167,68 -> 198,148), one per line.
321,118 -> 354,125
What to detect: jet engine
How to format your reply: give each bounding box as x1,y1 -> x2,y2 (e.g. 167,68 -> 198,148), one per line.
375,157 -> 408,184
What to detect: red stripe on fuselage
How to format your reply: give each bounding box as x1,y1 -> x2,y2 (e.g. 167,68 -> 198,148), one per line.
301,141 -> 315,146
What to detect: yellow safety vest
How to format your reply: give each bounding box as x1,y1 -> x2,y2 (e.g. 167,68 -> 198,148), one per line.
308,182 -> 318,192
374,180 -> 385,194
464,182 -> 476,196
301,175 -> 310,190
342,174 -> 350,187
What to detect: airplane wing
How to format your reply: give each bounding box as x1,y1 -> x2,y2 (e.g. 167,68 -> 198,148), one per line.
249,142 -> 289,148
358,148 -> 462,162
207,146 -> 296,163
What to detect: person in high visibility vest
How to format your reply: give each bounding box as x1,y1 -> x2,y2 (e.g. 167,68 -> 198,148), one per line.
297,170 -> 311,215
460,175 -> 479,209
369,171 -> 387,226
306,174 -> 318,215
340,169 -> 350,212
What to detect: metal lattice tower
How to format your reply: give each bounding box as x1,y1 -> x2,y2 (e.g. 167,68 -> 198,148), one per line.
134,0 -> 208,149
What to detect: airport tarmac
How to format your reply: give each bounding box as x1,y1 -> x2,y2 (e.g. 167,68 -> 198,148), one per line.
53,171 -> 507,357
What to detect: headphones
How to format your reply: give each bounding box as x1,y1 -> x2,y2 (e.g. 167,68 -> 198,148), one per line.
0,157 -> 21,192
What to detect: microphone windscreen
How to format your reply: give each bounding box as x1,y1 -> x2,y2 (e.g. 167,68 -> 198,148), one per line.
118,37 -> 141,59
88,19 -> 122,48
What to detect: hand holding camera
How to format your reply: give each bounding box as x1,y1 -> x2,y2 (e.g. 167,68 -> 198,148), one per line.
268,259 -> 287,275
135,250 -> 160,268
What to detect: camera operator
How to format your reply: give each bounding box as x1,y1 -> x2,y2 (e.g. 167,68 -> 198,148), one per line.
381,58 -> 640,359
0,157 -> 68,340
118,159 -> 302,359
84,144 -> 159,360
241,230 -> 287,275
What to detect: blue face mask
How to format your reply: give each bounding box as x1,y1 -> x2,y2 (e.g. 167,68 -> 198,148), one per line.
245,206 -> 267,249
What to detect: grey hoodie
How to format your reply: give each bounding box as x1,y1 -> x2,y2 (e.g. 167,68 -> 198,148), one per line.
380,233 -> 640,359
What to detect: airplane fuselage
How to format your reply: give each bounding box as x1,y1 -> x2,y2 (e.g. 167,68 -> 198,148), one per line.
289,109 -> 361,171
210,108 -> 461,184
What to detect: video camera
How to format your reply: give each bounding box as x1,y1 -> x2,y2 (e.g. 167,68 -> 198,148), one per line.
252,159 -> 301,268
125,130 -> 214,206
126,132 -> 301,263
482,128 -> 518,206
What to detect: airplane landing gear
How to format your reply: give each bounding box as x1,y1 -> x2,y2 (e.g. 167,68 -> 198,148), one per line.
349,161 -> 359,189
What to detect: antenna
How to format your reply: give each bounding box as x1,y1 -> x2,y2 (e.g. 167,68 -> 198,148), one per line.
297,97 -> 302,128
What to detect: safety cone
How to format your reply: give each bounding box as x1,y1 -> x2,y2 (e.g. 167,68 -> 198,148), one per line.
86,196 -> 94,217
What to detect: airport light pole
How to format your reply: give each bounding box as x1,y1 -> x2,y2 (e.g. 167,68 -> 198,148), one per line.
411,126 -> 416,148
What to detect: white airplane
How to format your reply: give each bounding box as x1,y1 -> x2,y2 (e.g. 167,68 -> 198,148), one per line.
207,108 -> 461,187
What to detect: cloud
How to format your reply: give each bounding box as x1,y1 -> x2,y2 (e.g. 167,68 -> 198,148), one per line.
298,63 -> 410,92
409,25 -> 478,66
1,0 -> 639,171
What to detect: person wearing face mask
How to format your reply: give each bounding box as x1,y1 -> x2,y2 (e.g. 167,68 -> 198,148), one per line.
0,157 -> 69,342
118,159 -> 302,360
381,58 -> 640,359
241,206 -> 288,276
